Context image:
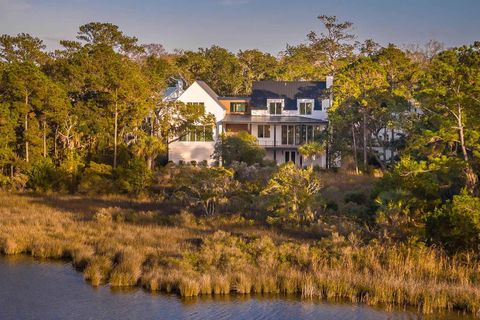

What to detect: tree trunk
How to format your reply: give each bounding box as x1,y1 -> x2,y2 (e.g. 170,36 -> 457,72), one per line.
54,126 -> 58,158
43,120 -> 47,157
382,127 -> 387,167
362,109 -> 367,170
113,101 -> 118,169
24,93 -> 29,163
391,128 -> 395,165
352,124 -> 359,175
457,105 -> 478,191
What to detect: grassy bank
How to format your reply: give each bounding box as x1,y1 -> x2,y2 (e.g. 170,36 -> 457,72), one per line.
0,192 -> 479,316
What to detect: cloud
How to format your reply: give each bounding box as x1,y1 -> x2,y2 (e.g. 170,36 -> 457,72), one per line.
217,0 -> 252,6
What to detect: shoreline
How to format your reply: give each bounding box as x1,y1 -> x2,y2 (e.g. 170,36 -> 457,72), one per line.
1,192 -> 479,317
0,254 -> 470,320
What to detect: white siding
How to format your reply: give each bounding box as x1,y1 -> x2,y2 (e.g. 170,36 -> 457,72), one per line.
251,99 -> 330,121
168,81 -> 225,164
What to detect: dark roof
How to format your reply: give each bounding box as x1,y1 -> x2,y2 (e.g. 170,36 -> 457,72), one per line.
218,96 -> 250,100
223,114 -> 327,124
251,80 -> 327,111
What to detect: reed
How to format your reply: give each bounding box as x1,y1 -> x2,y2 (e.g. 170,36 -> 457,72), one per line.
1,192 -> 480,316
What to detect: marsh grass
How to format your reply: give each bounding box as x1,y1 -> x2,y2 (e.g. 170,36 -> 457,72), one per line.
1,192 -> 480,316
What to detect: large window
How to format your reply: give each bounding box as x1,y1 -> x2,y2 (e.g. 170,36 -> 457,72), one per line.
257,125 -> 271,138
299,100 -> 313,115
281,125 -> 297,145
268,100 -> 283,115
230,102 -> 247,113
281,125 -> 323,145
179,126 -> 213,142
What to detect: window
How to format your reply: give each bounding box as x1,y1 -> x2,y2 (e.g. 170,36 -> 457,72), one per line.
179,126 -> 213,142
257,125 -> 271,138
299,100 -> 313,115
281,125 -> 323,145
268,99 -> 283,115
281,125 -> 298,145
230,102 -> 247,113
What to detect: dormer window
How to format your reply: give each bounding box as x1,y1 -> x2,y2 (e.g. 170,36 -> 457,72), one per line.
268,99 -> 283,115
298,99 -> 314,115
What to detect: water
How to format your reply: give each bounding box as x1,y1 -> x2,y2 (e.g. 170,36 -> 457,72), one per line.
0,256 -> 473,320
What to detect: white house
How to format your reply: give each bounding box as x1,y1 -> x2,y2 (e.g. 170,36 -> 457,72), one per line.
168,80 -> 225,165
167,78 -> 333,167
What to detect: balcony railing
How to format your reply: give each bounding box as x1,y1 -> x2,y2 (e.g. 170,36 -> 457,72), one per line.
256,140 -> 299,148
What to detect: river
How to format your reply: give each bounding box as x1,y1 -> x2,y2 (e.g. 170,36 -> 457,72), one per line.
0,256 -> 474,320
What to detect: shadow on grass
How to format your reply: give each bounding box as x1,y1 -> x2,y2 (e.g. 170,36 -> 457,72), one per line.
17,192 -> 167,219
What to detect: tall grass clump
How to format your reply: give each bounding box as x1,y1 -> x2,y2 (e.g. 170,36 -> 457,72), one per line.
1,193 -> 480,316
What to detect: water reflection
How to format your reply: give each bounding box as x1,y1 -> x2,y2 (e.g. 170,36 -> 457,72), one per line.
0,256 -> 473,320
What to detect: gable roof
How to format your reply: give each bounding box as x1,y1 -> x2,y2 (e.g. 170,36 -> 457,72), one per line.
192,80 -> 226,110
196,80 -> 218,100
251,80 -> 327,111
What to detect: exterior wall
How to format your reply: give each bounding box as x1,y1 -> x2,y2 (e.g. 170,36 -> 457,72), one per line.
168,142 -> 217,165
251,98 -> 330,121
219,99 -> 250,114
225,123 -> 249,133
266,149 -> 326,167
253,123 -> 328,168
168,81 -> 226,164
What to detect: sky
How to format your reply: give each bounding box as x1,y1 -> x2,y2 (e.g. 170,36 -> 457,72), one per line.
0,0 -> 479,55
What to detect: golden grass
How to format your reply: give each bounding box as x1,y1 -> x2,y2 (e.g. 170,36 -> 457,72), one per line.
0,192 -> 479,316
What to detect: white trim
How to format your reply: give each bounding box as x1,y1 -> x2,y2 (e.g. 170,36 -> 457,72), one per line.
267,99 -> 284,115
297,98 -> 315,115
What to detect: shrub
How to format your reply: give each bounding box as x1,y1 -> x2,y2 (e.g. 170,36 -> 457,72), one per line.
114,157 -> 153,194
173,166 -> 234,215
214,132 -> 266,166
27,158 -> 61,192
78,162 -> 114,195
262,163 -> 323,225
344,191 -> 367,205
426,190 -> 480,252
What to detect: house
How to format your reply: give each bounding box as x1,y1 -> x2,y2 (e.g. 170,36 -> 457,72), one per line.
168,80 -> 226,165
168,77 -> 333,167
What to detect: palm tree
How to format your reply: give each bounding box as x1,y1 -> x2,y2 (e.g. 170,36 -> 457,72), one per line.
298,141 -> 325,168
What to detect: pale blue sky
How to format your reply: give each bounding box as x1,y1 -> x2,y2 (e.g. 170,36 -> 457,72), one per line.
0,0 -> 479,54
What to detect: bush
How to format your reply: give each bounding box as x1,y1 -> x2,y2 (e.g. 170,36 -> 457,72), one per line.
426,190 -> 480,252
214,132 -> 266,166
27,158 -> 61,192
114,157 -> 153,194
78,162 -> 114,195
344,191 -> 367,205
262,163 -> 323,225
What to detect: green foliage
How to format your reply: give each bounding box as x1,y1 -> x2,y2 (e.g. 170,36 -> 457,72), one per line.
27,158 -> 61,192
114,157 -> 153,194
78,162 -> 114,195
214,132 -> 266,167
262,163 -> 323,225
173,166 -> 234,216
344,190 -> 367,205
426,190 -> 480,252
298,141 -> 325,167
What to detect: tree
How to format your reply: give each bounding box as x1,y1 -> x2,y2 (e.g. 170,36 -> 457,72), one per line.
332,56 -> 386,170
416,44 -> 480,192
262,163 -> 322,224
237,49 -> 278,93
298,141 -> 325,168
176,46 -> 243,95
173,166 -> 234,215
426,190 -> 480,252
213,131 -> 266,166
307,15 -> 356,76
